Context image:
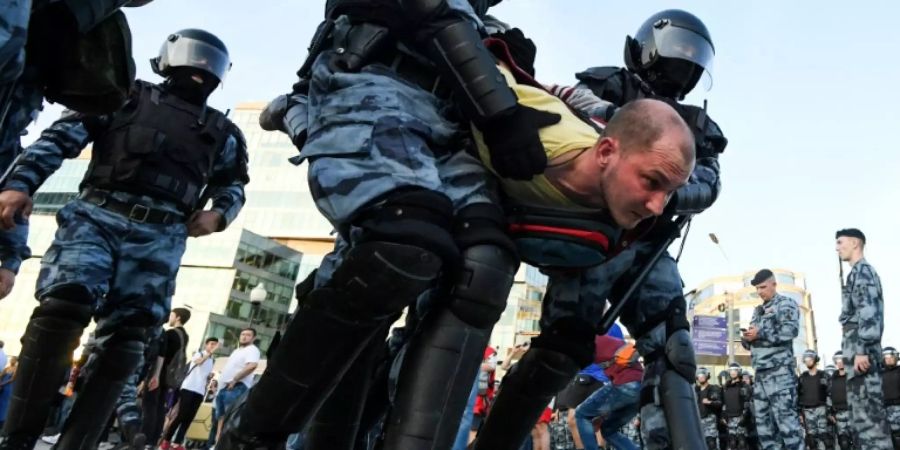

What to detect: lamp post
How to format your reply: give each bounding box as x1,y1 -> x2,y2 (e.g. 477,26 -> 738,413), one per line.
710,233 -> 737,364
248,283 -> 266,327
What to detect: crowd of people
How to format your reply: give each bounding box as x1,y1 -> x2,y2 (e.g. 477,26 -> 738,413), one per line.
0,1 -> 888,450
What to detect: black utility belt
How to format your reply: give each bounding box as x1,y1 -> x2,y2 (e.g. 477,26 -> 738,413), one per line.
842,323 -> 858,332
799,404 -> 827,409
79,189 -> 184,225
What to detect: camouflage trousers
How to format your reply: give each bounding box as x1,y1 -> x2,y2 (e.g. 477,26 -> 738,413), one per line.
887,404 -> 900,434
701,415 -> 719,439
38,199 -> 187,329
752,365 -> 804,450
801,406 -> 832,450
725,416 -> 749,450
833,409 -> 853,449
847,372 -> 893,449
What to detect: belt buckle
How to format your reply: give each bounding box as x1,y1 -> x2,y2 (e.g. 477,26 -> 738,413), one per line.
129,204 -> 151,223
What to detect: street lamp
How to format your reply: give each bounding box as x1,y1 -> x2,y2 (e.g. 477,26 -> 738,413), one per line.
710,233 -> 737,364
248,283 -> 266,326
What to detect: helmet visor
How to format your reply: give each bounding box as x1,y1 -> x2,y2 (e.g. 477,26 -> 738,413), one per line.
162,36 -> 232,82
653,26 -> 714,90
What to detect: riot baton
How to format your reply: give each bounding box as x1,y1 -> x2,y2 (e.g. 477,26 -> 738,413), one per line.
597,214 -> 692,334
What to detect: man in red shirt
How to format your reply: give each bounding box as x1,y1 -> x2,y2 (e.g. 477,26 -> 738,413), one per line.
470,346 -> 498,441
573,334 -> 644,450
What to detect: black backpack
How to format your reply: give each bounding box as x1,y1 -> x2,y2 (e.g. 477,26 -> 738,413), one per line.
164,328 -> 188,388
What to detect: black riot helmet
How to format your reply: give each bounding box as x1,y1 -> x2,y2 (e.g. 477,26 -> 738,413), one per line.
151,29 -> 232,84
624,9 -> 715,100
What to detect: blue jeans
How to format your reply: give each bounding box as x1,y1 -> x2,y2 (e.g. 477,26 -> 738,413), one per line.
452,378 -> 479,450
575,381 -> 640,450
214,383 -> 248,424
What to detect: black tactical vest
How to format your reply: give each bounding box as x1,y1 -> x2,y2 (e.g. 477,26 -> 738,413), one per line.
722,382 -> 744,417
695,385 -> 720,418
831,373 -> 848,410
83,81 -> 229,212
798,371 -> 828,407
883,366 -> 900,405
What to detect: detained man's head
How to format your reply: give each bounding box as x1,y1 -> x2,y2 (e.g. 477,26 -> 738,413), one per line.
592,99 -> 695,229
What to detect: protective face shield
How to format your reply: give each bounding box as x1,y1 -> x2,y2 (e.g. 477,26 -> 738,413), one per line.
802,349 -> 819,367
151,28 -> 231,84
696,367 -> 710,383
884,347 -> 898,366
624,9 -> 714,99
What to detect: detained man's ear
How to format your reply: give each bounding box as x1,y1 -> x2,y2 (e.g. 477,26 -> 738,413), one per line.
594,136 -> 619,169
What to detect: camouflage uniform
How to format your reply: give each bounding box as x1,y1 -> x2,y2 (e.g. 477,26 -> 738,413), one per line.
696,383 -> 721,449
840,258 -> 893,449
742,293 -> 804,450
833,410 -> 853,449
0,83 -> 246,448
830,368 -> 854,450
801,406 -> 830,450
798,368 -> 832,450
5,111 -> 245,325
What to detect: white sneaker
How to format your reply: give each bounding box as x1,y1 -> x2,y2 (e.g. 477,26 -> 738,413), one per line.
41,434 -> 60,445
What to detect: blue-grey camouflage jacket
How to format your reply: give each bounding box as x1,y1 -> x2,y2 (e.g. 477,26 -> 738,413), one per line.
839,258 -> 884,358
3,102 -> 247,229
742,293 -> 800,370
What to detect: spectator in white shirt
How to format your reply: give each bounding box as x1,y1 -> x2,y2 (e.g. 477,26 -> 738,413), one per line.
160,337 -> 220,450
214,329 -> 260,443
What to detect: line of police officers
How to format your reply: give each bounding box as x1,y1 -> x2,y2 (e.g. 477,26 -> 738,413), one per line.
691,348 -> 900,450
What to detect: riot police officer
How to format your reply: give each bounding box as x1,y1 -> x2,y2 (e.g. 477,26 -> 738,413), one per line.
219,1 -> 558,449
798,349 -> 832,450
722,363 -> 751,450
0,0 -> 153,308
696,368 -> 722,450
883,346 -> 900,448
572,10 -> 726,448
0,29 -> 247,450
830,351 -> 853,450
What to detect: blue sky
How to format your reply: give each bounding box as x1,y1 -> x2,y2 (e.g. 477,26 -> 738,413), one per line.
26,1 -> 900,358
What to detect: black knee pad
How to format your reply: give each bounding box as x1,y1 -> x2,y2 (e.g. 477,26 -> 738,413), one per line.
446,203 -> 519,329
505,347 -> 580,397
354,188 -> 459,264
316,241 -> 444,320
530,318 -> 596,368
32,296 -> 93,326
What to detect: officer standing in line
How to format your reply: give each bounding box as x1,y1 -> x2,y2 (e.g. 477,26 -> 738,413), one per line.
829,351 -> 853,450
742,370 -> 760,450
881,346 -> 900,448
696,367 -> 722,450
722,363 -> 751,450
0,29 -> 247,450
798,349 -> 832,450
741,269 -> 804,450
836,228 -> 893,449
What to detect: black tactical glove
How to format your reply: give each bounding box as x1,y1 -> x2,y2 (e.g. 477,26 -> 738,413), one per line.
259,94 -> 289,132
480,104 -> 561,180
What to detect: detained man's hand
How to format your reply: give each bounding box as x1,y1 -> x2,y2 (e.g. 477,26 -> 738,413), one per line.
0,268 -> 14,300
0,190 -> 32,230
854,354 -> 871,374
187,211 -> 223,237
